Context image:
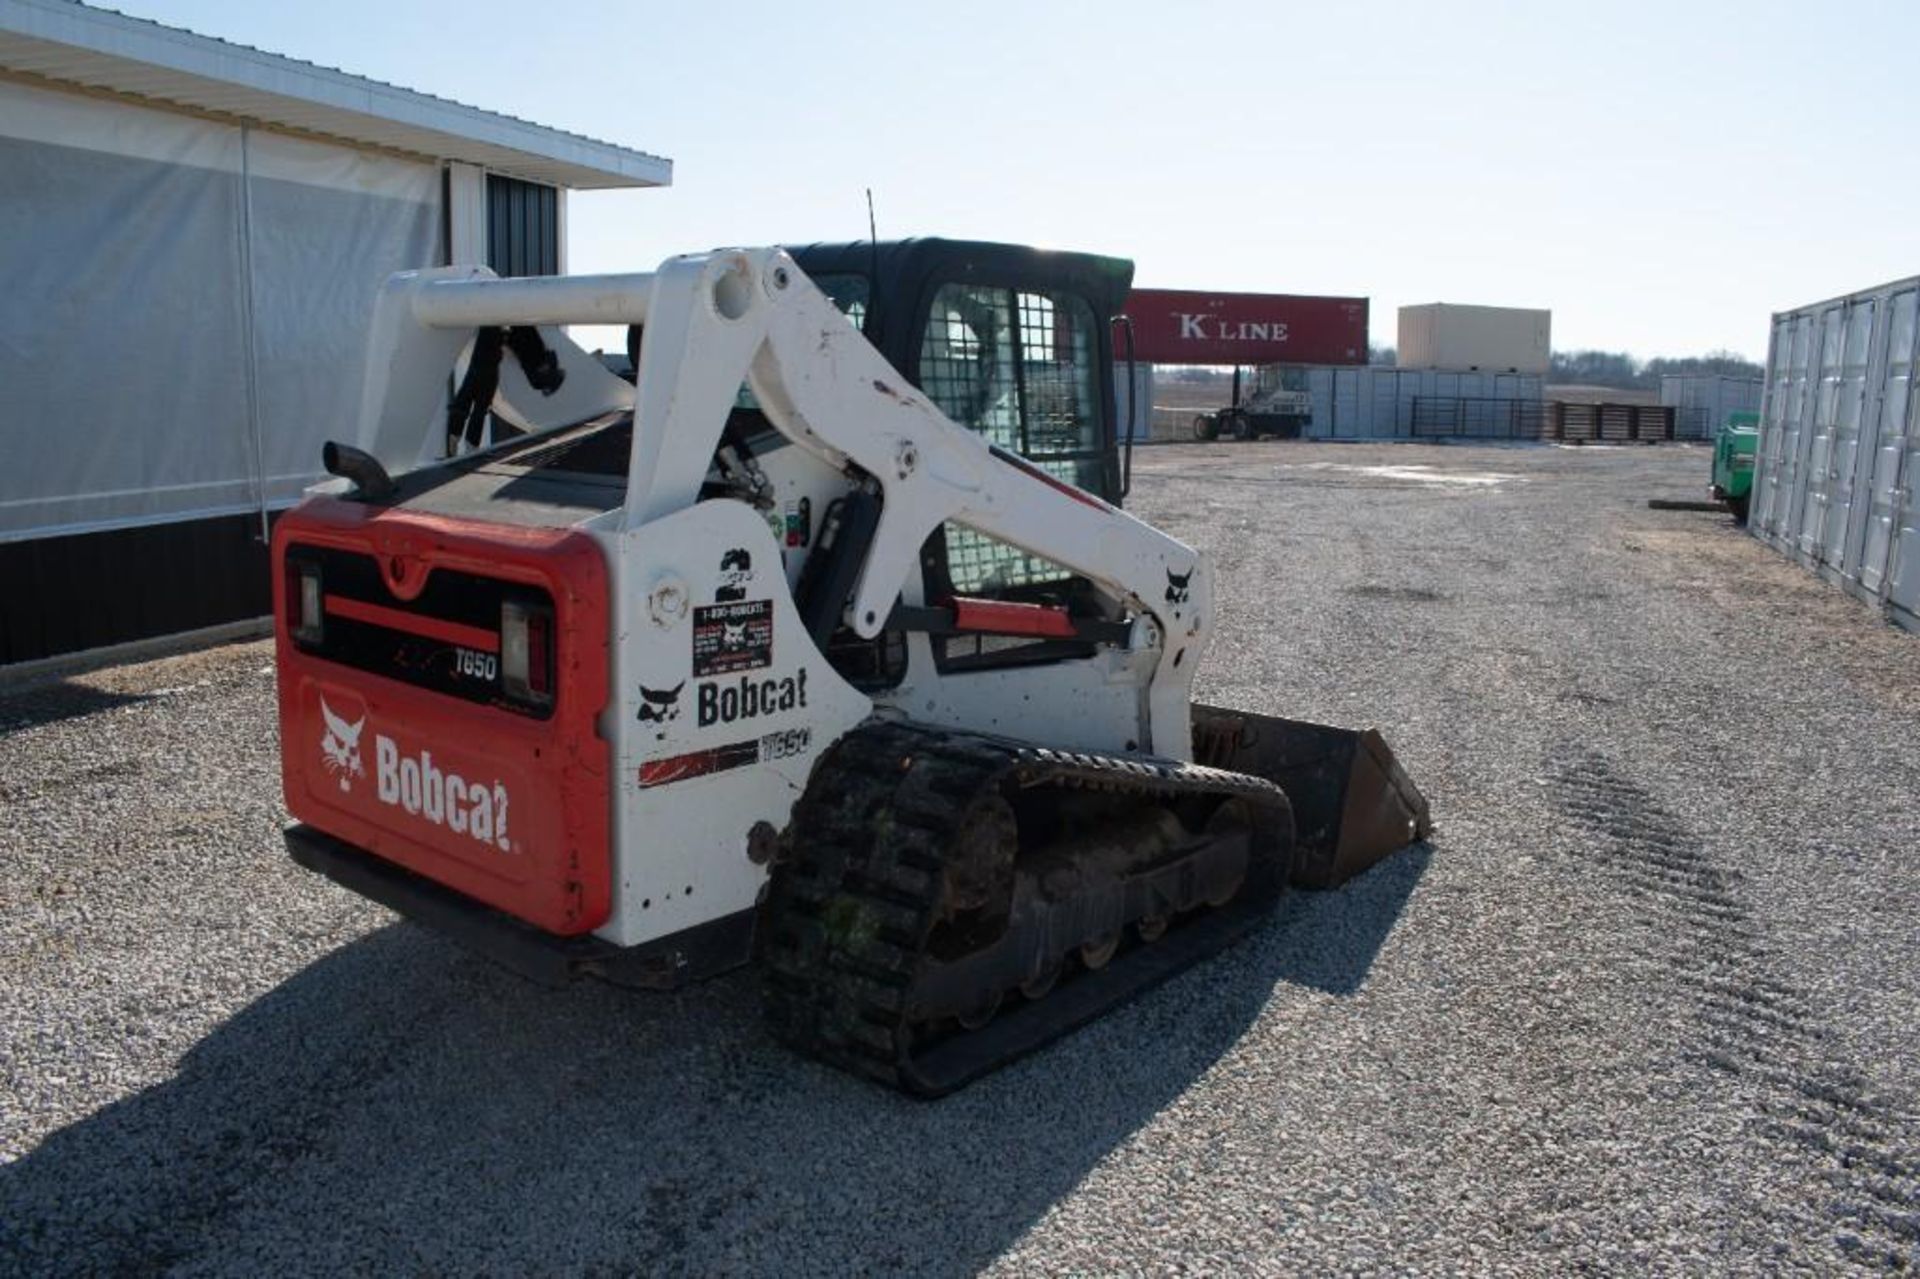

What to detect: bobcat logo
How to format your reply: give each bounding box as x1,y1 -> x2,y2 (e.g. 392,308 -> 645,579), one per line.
722,621 -> 748,649
716,547 -> 753,602
319,697 -> 366,792
1164,567 -> 1194,607
637,682 -> 685,730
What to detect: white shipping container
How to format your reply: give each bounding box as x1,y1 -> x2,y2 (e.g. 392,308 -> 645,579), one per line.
1301,366 -> 1543,439
1751,274 -> 1920,634
1398,303 -> 1551,375
1113,362 -> 1153,442
1144,363 -> 1546,442
1660,374 -> 1763,440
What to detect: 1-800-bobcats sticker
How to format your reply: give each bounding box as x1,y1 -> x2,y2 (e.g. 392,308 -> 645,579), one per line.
692,599 -> 772,676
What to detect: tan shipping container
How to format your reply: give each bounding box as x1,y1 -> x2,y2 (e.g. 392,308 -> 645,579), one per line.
1398,303 -> 1551,375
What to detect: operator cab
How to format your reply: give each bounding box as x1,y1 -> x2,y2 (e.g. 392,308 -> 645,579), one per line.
784,238 -> 1133,506
778,240 -> 1136,680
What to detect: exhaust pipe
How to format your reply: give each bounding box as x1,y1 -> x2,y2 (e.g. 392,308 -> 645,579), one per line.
322,441 -> 396,501
1193,704 -> 1430,888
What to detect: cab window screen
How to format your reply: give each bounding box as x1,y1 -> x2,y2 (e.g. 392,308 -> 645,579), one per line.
919,284 -> 1104,595
919,284 -> 1021,450
1016,290 -> 1100,459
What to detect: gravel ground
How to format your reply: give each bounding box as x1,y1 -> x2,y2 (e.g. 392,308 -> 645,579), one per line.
3,440 -> 1919,1274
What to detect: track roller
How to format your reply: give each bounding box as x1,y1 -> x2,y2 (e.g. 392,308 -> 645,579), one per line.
759,719 -> 1297,1095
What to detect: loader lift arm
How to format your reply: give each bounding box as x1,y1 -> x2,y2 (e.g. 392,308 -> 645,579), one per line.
362,248 -> 1211,755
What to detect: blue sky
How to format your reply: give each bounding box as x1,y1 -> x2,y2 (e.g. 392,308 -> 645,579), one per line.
106,0 -> 1919,361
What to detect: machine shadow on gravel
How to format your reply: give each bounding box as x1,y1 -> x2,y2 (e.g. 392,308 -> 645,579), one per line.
1272,841 -> 1431,995
0,853 -> 1428,1275
0,679 -> 151,732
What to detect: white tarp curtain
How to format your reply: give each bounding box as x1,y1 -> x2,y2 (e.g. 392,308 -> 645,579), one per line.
0,79 -> 440,541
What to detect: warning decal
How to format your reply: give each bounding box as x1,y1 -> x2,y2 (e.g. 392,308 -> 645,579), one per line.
692,599 -> 773,677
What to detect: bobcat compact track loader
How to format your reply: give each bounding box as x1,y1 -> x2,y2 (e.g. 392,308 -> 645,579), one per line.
274,239 -> 1429,1095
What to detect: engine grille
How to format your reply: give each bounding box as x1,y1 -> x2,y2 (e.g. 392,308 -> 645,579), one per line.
284,543 -> 554,718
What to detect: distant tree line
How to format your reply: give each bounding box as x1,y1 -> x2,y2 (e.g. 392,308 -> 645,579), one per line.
1159,348 -> 1764,386
1548,348 -> 1762,390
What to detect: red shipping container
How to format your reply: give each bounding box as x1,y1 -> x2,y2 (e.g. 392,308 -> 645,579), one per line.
1122,288 -> 1369,366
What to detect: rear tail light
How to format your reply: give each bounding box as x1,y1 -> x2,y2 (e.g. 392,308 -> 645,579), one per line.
287,560 -> 324,645
501,600 -> 554,708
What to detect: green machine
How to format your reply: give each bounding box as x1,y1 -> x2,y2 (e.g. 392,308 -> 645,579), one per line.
1712,410 -> 1759,523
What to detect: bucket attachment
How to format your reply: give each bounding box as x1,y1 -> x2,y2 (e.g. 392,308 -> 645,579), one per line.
1192,703 -> 1430,889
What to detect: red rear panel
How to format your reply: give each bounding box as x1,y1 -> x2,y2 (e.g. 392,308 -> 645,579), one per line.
273,497 -> 611,935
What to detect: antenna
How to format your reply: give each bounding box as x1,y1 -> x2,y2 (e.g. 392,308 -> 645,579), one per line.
865,187 -> 879,283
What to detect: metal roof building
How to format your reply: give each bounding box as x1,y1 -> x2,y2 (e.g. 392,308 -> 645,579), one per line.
0,0 -> 671,669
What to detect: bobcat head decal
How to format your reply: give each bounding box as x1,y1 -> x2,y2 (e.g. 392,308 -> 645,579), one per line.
1164,567 -> 1194,607
319,697 -> 366,792
637,681 -> 685,727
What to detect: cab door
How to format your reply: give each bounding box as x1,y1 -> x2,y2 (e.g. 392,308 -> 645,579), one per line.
910,280 -> 1116,672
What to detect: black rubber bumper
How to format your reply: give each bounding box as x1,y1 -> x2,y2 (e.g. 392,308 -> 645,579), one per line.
284,824 -> 754,990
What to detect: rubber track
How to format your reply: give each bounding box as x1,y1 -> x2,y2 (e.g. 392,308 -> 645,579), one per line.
760,718 -> 1293,1096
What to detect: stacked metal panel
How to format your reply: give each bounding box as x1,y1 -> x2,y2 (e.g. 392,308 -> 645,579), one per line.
1301,367 -> 1544,438
1750,276 -> 1920,633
